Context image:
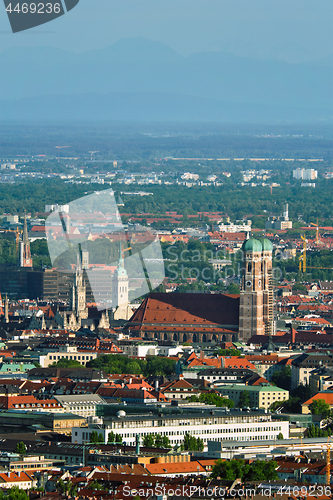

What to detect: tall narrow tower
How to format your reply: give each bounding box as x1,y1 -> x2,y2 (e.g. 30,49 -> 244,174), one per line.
112,242 -> 129,307
261,238 -> 274,335
70,250 -> 88,319
20,213 -> 32,267
239,239 -> 264,341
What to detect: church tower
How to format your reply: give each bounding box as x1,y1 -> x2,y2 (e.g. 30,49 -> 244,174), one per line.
239,238 -> 264,341
70,250 -> 88,320
20,213 -> 32,267
112,242 -> 129,307
261,238 -> 274,335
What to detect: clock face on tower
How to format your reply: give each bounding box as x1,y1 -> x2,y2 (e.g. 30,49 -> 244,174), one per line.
258,280 -> 261,287
246,280 -> 252,288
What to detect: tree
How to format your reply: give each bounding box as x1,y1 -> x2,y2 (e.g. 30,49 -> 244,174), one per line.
307,423 -> 332,438
108,431 -> 115,443
211,458 -> 246,480
115,433 -> 123,444
198,392 -> 234,408
277,432 -> 284,440
0,487 -> 29,500
15,442 -> 26,456
143,434 -> 155,447
217,348 -> 242,356
227,283 -> 240,294
142,433 -> 170,448
183,433 -> 204,452
88,480 -> 105,491
52,358 -> 83,368
237,390 -> 250,408
271,366 -> 292,391
90,430 -> 104,444
211,459 -> 278,481
309,399 -> 331,419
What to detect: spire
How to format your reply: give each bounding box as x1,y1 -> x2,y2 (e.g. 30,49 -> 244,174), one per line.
118,241 -> 124,269
20,211 -> 32,267
23,211 -> 29,245
4,295 -> 9,324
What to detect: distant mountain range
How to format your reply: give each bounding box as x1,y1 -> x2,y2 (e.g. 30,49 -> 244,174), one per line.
0,37 -> 332,122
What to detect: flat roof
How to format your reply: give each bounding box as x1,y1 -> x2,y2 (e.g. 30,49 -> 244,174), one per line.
216,384 -> 288,392
0,410 -> 85,420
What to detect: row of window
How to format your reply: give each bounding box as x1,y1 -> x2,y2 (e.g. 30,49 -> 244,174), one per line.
48,355 -> 94,361
112,416 -> 272,428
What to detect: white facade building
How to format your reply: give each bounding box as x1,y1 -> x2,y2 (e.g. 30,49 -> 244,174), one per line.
293,168 -> 318,180
72,410 -> 289,446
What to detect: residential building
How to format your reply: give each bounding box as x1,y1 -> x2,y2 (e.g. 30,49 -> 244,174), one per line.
293,168 -> 318,180
291,353 -> 333,390
54,394 -> 106,417
309,367 -> 333,395
216,384 -> 289,409
302,391 -> 333,414
40,345 -> 98,367
0,471 -> 35,490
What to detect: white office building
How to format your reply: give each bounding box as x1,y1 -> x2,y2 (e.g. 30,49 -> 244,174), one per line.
72,409 -> 289,446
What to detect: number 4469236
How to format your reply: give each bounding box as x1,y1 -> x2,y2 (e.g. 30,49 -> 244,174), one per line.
5,3 -> 61,14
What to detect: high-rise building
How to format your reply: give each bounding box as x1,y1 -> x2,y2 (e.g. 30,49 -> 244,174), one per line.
293,168 -> 318,180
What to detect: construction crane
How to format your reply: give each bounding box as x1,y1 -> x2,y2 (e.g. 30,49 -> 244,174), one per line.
298,234 -> 333,272
310,219 -> 320,245
55,146 -> 70,161
89,151 -> 99,162
1,227 -> 22,255
299,235 -> 307,272
327,444 -> 331,485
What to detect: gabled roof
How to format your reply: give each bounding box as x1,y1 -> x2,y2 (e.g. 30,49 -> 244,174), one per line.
303,392 -> 333,407
128,292 -> 239,329
0,471 -> 33,483
145,461 -> 206,475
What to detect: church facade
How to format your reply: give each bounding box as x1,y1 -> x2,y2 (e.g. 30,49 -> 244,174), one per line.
126,238 -> 274,343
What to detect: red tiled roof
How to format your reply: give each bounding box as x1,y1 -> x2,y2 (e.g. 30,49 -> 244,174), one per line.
145,461 -> 205,475
303,392 -> 333,407
128,292 -> 240,331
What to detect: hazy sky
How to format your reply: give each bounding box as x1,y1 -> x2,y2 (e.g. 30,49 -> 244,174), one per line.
0,0 -> 332,62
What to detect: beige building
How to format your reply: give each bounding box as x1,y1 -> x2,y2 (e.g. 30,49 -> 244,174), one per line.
54,394 -> 106,418
40,345 -> 98,367
217,384 -> 289,409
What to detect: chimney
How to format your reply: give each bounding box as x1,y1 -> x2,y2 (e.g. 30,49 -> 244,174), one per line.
291,327 -> 296,344
155,380 -> 159,391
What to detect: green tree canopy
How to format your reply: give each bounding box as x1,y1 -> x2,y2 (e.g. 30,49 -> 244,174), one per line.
271,366 -> 291,391
183,433 -> 204,452
237,390 -> 250,408
211,459 -> 278,481
309,399 -> 331,418
15,442 -> 26,455
52,358 -> 83,368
